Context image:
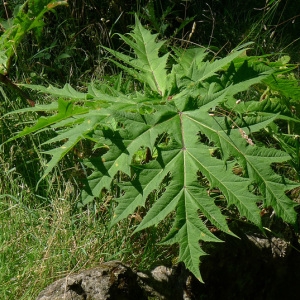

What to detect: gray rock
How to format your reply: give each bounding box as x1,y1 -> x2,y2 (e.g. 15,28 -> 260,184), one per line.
36,260 -> 197,300
36,261 -> 147,300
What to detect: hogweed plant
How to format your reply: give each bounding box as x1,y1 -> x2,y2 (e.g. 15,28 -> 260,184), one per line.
3,16 -> 300,281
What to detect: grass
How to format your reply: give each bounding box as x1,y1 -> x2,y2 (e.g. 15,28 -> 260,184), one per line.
0,164 -> 175,299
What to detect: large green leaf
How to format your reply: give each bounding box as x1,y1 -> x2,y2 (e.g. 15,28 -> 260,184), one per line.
81,18 -> 298,281
83,90 -> 298,281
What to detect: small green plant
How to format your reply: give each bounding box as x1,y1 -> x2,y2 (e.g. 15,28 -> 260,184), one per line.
3,16 -> 300,281
0,0 -> 68,76
0,0 -> 68,106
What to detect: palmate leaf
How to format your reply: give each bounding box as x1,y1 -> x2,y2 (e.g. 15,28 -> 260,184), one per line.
81,18 -> 299,282
87,97 -> 297,282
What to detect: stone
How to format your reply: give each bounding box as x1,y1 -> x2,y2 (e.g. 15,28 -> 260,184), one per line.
36,261 -> 148,300
36,260 -> 198,300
